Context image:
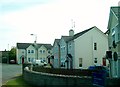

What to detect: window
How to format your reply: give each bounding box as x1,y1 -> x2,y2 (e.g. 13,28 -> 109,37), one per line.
40,50 -> 42,53
48,50 -> 50,53
94,43 -> 97,50
31,50 -> 34,53
22,51 -> 24,54
43,50 -> 45,53
69,43 -> 72,49
79,58 -> 82,67
63,46 -> 65,50
61,62 -> 65,67
28,58 -> 30,62
94,58 -> 97,63
28,50 -> 30,53
112,28 -> 115,35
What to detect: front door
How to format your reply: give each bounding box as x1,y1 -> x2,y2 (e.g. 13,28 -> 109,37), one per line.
22,57 -> 24,64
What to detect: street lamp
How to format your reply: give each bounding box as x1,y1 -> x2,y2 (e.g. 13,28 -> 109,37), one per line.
30,34 -> 38,60
30,34 -> 37,43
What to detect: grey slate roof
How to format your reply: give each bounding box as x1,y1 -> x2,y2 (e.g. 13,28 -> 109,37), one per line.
55,39 -> 60,45
72,26 -> 94,40
17,43 -> 52,50
67,26 -> 95,41
17,43 -> 31,49
61,36 -> 73,42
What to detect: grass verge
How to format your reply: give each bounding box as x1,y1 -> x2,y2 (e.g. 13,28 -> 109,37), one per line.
2,75 -> 31,87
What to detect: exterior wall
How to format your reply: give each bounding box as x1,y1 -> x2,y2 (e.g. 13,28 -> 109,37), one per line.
26,45 -> 36,63
74,27 -> 108,69
17,49 -> 26,64
109,11 -> 118,30
108,8 -> 120,78
67,40 -> 75,69
38,45 -> 48,63
53,42 -> 60,68
59,38 -> 67,68
74,31 -> 93,69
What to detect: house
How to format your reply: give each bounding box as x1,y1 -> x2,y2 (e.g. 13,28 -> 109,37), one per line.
69,26 -> 108,69
59,35 -> 73,69
0,50 -> 9,63
52,39 -> 60,68
53,26 -> 108,69
16,43 -> 52,64
107,6 -> 120,77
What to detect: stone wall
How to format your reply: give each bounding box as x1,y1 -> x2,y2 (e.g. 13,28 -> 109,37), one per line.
24,68 -> 92,87
23,67 -> 120,87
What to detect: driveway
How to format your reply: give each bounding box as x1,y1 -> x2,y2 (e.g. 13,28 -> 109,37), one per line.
1,63 -> 22,85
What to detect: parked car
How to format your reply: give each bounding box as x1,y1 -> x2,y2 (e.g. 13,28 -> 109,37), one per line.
10,60 -> 16,64
33,60 -> 47,66
88,66 -> 109,77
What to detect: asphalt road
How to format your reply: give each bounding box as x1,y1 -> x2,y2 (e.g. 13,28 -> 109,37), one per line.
1,63 -> 22,85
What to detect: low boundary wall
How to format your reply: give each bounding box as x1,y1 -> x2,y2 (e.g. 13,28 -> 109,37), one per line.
24,68 -> 92,87
23,67 -> 120,87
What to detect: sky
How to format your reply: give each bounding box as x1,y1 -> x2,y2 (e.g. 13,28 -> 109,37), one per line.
0,0 -> 119,51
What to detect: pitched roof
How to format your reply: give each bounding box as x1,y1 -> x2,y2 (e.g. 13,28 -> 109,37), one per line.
73,26 -> 94,39
17,43 -> 52,50
68,26 -> 95,41
61,36 -> 73,42
54,39 -> 60,45
17,43 -> 31,49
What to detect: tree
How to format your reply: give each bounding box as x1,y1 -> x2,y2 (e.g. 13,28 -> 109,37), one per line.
9,47 -> 16,61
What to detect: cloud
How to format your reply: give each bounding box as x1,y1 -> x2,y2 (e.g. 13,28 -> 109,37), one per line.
0,0 -> 56,13
0,0 -> 119,50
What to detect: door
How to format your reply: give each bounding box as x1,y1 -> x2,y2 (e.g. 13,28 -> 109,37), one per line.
22,57 -> 24,64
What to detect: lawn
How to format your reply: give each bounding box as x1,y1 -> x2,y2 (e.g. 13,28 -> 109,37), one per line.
2,75 -> 31,87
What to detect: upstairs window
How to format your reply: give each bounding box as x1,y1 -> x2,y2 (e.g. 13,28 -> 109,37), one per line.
48,50 -> 50,54
40,50 -> 42,53
28,50 -> 30,53
22,51 -> 24,54
43,50 -> 45,53
94,43 -> 97,50
69,43 -> 72,49
31,50 -> 34,53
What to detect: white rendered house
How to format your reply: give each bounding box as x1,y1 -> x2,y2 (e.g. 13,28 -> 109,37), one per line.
55,26 -> 108,69
16,43 -> 52,64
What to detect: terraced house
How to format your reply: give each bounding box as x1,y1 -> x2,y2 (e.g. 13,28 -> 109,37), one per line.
53,26 -> 108,69
16,43 -> 52,64
107,6 -> 120,77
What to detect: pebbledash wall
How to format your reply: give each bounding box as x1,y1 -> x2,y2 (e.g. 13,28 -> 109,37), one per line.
23,67 -> 120,86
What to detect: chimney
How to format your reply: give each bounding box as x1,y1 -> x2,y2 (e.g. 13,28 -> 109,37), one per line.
69,29 -> 74,36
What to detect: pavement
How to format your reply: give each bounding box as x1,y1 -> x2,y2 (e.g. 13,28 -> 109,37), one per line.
1,63 -> 22,86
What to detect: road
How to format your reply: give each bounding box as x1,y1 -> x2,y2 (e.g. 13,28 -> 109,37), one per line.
1,63 -> 22,85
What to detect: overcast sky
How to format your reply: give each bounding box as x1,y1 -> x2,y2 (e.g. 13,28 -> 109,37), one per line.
0,0 -> 119,51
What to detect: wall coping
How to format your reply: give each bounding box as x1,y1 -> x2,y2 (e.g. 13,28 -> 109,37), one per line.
24,67 -> 91,79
